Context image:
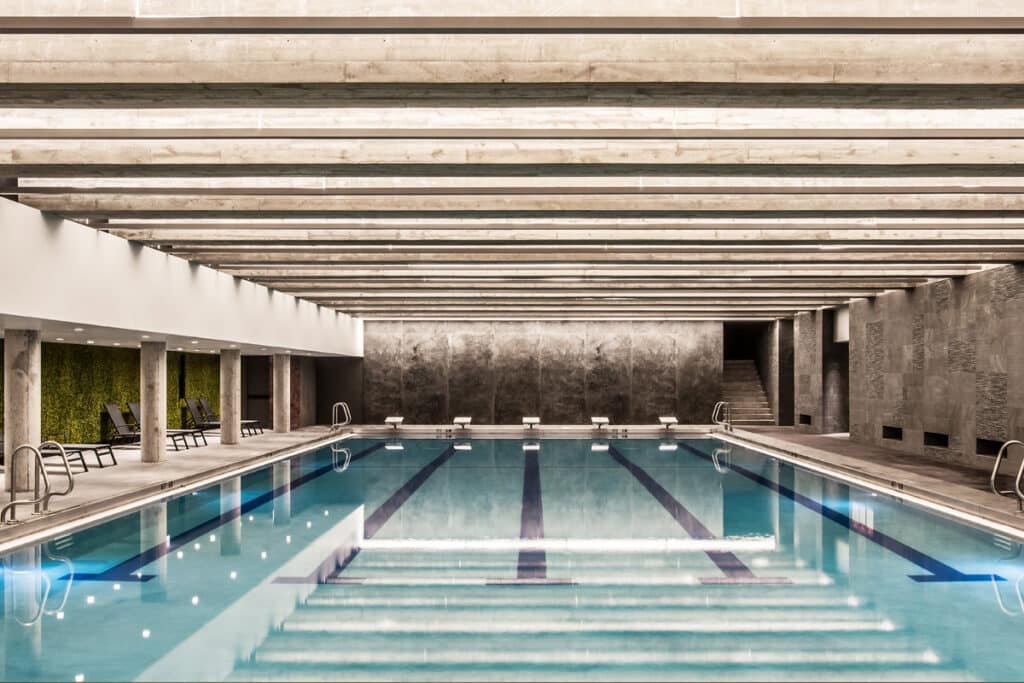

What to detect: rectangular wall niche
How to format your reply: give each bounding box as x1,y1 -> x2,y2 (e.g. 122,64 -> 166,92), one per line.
882,425 -> 903,441
923,431 -> 950,448
799,414 -> 812,425
976,438 -> 1004,457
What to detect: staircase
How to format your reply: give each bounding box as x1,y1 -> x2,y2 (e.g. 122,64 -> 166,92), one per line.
722,359 -> 775,426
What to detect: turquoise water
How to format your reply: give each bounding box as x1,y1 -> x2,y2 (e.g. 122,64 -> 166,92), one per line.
2,436 -> 1024,681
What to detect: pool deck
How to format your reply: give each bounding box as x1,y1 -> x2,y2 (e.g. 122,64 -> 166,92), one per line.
0,426 -> 347,553
730,426 -> 1024,536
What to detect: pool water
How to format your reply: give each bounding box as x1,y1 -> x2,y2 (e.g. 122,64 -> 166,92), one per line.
2,436 -> 1024,681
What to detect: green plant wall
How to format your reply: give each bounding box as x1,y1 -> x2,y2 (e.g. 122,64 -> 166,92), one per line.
184,352 -> 220,417
0,341 -> 215,443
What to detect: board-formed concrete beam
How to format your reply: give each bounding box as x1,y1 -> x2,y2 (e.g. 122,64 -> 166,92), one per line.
3,106 -> 1024,138
26,191 -> 1024,215
5,138 -> 1024,167
0,33 -> 1022,84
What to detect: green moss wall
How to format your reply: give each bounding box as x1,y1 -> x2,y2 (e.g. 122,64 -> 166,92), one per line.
184,352 -> 220,418
0,340 -> 217,443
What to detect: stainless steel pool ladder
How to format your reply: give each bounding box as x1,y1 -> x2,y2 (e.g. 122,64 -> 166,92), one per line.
712,401 -> 733,432
1,441 -> 75,523
331,402 -> 352,430
989,440 -> 1024,511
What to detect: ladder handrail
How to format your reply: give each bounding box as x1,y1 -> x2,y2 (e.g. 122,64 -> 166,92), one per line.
712,401 -> 733,432
3,566 -> 51,626
1,444 -> 51,524
39,440 -> 75,500
711,446 -> 732,474
990,440 -> 1024,510
331,401 -> 352,430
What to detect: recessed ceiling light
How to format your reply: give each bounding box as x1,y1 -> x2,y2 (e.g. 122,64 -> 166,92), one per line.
176,347 -> 183,351
55,337 -> 64,342
86,340 -> 95,345
229,344 -> 237,348
73,327 -> 84,332
190,340 -> 199,344
141,334 -> 150,339
113,342 -> 121,346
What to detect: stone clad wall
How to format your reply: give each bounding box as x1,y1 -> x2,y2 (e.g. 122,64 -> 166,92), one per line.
363,321 -> 723,425
794,310 -> 823,432
849,264 -> 1024,469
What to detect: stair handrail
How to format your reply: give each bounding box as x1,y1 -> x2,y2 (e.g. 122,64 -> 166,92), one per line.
331,402 -> 352,430
1,444 -> 52,524
990,440 -> 1024,511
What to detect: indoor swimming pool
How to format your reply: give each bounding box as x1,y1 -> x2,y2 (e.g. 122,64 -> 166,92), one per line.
2,435 -> 1023,681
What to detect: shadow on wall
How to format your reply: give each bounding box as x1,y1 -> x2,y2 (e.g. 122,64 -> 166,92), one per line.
361,320 -> 724,425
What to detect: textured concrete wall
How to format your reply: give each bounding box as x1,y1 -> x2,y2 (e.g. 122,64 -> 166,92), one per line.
821,309 -> 850,434
850,264 -> 1024,469
794,311 -> 823,432
364,321 -> 722,424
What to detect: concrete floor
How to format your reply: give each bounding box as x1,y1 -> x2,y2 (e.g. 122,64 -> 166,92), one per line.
0,426 -> 343,551
735,426 -> 1024,533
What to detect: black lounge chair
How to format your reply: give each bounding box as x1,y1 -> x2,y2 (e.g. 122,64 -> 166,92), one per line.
200,397 -> 263,435
41,442 -> 118,471
128,403 -> 207,448
104,403 -> 191,452
187,398 -> 262,437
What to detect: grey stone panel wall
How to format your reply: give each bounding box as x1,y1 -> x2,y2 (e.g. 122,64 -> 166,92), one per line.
849,264 -> 1024,469
794,311 -> 823,432
363,320 -> 723,425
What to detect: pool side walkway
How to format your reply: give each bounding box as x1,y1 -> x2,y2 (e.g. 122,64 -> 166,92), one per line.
732,426 -> 1024,535
0,426 -> 346,552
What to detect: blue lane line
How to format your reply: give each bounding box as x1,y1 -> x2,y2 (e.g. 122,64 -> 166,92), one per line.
70,442 -> 385,582
677,440 -> 1004,583
276,443 -> 459,584
517,449 -> 546,580
607,444 -> 762,581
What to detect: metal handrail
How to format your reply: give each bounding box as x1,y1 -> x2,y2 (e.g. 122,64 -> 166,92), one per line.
1,444 -> 51,524
331,402 -> 352,430
989,440 -> 1024,511
39,441 -> 74,500
712,401 -> 733,432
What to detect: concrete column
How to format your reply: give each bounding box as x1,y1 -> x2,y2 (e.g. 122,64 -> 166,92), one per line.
140,341 -> 167,463
3,329 -> 41,492
219,348 -> 242,445
272,353 -> 291,433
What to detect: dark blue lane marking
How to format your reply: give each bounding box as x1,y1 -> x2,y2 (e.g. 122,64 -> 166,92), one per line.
70,442 -> 385,582
677,441 -> 1004,583
518,449 -> 546,580
276,444 -> 458,584
608,445 -> 777,582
